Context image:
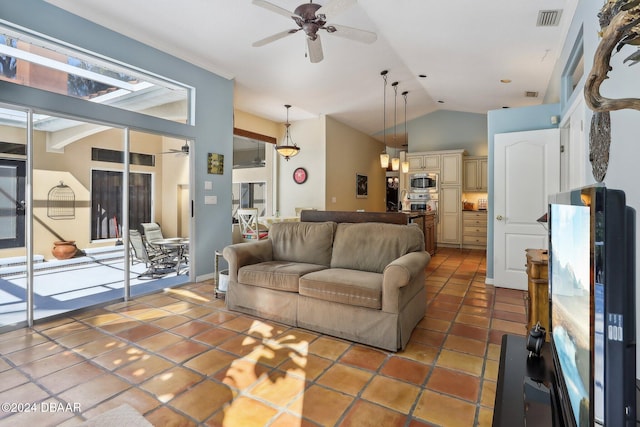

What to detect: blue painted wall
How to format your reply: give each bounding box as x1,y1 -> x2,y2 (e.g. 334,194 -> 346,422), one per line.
407,110 -> 488,156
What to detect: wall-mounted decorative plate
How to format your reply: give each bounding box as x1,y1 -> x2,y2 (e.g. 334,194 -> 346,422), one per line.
293,167 -> 307,184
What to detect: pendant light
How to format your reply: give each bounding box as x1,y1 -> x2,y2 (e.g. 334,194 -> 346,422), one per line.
401,91 -> 410,173
391,81 -> 399,171
379,70 -> 389,168
275,104 -> 300,161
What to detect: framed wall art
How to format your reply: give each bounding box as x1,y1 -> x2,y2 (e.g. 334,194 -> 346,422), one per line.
356,173 -> 368,198
208,153 -> 224,174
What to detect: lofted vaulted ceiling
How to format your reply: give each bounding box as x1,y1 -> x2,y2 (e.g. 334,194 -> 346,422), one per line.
43,0 -> 579,140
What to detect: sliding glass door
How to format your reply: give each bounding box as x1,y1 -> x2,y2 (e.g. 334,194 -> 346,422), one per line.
0,106 -> 27,328
31,115 -> 127,320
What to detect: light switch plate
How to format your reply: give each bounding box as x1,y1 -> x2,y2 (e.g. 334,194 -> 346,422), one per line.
204,181 -> 213,190
204,195 -> 217,205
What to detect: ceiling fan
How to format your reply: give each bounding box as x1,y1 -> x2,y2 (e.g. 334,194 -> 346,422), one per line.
159,142 -> 189,155
251,0 -> 377,63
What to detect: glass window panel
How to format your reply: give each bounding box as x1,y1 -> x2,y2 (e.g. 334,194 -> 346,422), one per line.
233,136 -> 266,169
0,163 -> 18,240
0,25 -> 191,123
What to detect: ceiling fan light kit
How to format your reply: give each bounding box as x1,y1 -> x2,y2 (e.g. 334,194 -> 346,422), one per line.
276,104 -> 300,161
251,0 -> 376,63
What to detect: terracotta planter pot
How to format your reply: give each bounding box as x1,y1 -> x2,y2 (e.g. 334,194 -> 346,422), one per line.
52,240 -> 78,260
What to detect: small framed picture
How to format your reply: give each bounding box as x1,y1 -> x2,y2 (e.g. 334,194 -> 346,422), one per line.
356,173 -> 368,198
208,153 -> 224,174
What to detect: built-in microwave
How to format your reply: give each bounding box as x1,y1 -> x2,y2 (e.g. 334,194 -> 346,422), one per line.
409,172 -> 438,192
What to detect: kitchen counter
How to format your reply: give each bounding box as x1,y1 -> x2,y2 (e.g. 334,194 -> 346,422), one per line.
403,210 -> 437,215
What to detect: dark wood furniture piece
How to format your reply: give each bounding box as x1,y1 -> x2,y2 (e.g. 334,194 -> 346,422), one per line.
525,249 -> 549,338
406,212 -> 436,256
494,335 -> 640,426
493,334 -> 558,427
299,210 -> 436,255
300,210 -> 408,224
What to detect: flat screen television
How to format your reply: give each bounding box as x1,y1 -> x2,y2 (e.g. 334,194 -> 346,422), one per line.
548,185 -> 635,427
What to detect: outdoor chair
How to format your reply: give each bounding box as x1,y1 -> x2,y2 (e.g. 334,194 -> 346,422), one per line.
129,230 -> 177,278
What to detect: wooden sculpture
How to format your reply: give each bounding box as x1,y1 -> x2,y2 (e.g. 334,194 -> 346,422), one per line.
584,0 -> 640,112
584,0 -> 640,181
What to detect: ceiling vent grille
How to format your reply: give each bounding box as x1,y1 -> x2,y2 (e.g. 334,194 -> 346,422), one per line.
537,9 -> 562,27
525,91 -> 539,98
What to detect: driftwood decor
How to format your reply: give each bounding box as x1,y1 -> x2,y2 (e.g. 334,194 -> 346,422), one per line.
584,0 -> 640,181
584,0 -> 640,112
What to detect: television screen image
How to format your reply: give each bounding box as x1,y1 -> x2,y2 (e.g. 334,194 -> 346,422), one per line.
548,186 -> 635,427
550,203 -> 593,425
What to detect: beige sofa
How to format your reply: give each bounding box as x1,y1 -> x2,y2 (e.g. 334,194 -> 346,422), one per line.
222,220 -> 430,351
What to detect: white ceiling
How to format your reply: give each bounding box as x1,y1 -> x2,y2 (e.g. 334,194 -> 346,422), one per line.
44,0 -> 578,141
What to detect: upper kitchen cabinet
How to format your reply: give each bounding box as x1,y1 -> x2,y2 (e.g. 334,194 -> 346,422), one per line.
407,154 -> 440,171
463,156 -> 488,192
440,152 -> 463,185
406,150 -> 464,177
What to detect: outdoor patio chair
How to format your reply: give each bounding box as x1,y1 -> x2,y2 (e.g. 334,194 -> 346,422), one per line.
140,222 -> 176,257
129,230 -> 177,278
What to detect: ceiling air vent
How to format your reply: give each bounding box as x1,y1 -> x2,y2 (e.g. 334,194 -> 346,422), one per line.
525,91 -> 539,98
537,9 -> 562,27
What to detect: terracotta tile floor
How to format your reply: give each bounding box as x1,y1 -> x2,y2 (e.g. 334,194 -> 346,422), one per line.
0,248 -> 527,427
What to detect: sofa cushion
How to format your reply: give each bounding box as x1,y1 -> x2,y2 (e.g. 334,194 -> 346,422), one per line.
238,261 -> 328,292
330,222 -> 425,273
299,268 -> 382,309
269,221 -> 337,266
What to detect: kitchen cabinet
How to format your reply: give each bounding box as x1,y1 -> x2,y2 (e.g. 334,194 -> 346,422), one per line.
407,154 -> 440,171
462,210 -> 487,249
407,212 -> 437,256
463,156 -> 488,192
440,152 -> 462,185
438,186 -> 461,245
424,213 -> 436,255
403,150 -> 464,248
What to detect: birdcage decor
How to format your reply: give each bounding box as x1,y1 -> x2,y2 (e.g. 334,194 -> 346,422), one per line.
47,181 -> 75,219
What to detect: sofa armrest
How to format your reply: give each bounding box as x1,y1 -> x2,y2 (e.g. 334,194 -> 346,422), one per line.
382,251 -> 431,313
222,240 -> 273,283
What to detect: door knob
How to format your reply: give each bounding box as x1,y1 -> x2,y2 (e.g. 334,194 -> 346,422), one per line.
496,215 -> 503,220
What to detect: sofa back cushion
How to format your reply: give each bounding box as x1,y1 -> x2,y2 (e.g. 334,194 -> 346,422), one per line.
270,221 -> 337,266
331,222 -> 425,273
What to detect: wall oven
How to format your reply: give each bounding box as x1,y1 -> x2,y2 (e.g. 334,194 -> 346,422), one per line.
408,192 -> 437,213
409,172 -> 437,193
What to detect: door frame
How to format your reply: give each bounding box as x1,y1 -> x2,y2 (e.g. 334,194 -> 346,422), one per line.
493,128 -> 560,290
0,158 -> 26,249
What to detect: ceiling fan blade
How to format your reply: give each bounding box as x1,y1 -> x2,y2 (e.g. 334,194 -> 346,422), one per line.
252,0 -> 300,20
253,29 -> 298,47
159,143 -> 189,155
316,0 -> 357,19
307,36 -> 323,63
327,24 -> 377,44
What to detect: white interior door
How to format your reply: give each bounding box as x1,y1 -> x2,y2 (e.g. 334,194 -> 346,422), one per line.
494,129 -> 560,289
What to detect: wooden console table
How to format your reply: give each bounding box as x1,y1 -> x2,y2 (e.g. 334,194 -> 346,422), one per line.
525,249 -> 549,337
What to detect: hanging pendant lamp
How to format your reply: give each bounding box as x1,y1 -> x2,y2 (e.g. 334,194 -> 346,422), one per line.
391,81 -> 399,171
379,70 -> 389,168
275,104 -> 300,161
401,91 -> 410,173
